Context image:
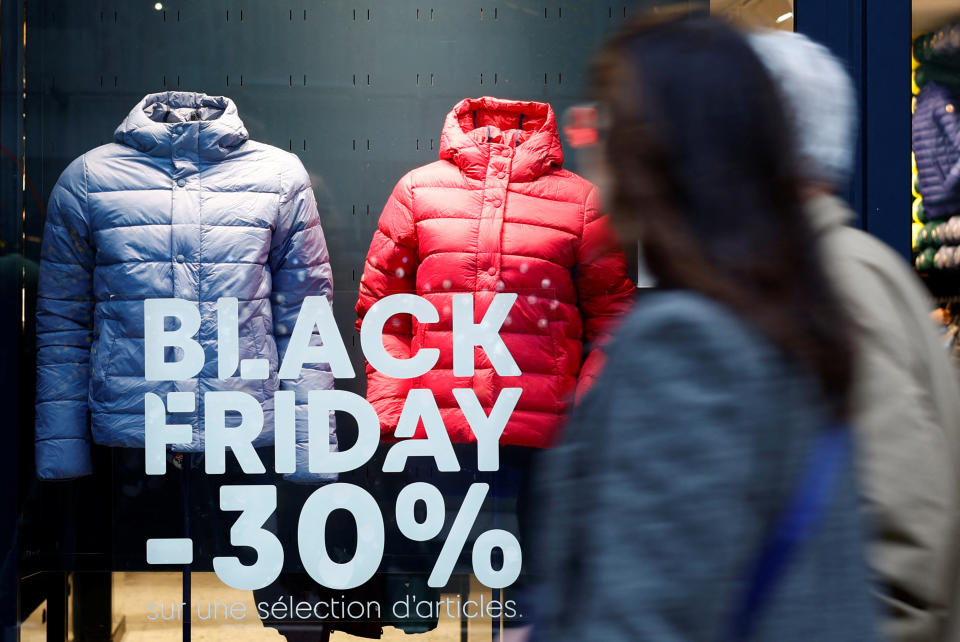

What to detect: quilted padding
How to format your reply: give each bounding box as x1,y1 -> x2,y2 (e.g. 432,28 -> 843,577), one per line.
35,92 -> 335,481
356,96 -> 635,448
914,82 -> 960,219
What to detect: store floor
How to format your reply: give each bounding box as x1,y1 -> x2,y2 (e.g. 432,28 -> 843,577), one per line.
21,573 -> 498,641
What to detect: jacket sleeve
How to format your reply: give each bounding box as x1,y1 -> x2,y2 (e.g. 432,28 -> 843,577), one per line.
834,245 -> 960,642
355,174 -> 418,436
536,303 -> 762,641
35,156 -> 95,480
573,186 -> 635,399
269,161 -> 336,482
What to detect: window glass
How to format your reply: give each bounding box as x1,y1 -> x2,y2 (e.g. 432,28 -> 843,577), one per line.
911,2 -> 960,331
5,1 -> 680,639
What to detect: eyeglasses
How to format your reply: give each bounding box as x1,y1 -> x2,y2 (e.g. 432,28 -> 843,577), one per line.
561,103 -> 612,149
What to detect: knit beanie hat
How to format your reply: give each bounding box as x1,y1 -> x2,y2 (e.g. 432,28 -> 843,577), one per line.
748,30 -> 857,189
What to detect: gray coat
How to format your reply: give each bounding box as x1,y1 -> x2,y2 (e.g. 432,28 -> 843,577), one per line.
810,193 -> 960,642
536,291 -> 878,641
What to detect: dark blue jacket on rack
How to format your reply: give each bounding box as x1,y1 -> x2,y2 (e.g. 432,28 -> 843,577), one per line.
913,82 -> 960,220
35,92 -> 336,481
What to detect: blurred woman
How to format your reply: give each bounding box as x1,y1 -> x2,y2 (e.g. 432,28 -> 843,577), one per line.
535,12 -> 878,642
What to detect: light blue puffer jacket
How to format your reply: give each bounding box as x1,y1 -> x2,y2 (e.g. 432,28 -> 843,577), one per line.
35,92 -> 336,481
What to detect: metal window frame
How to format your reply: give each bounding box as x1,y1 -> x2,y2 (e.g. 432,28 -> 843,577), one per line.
796,0 -> 912,258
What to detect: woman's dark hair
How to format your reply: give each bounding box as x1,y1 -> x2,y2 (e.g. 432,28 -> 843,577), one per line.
593,10 -> 854,418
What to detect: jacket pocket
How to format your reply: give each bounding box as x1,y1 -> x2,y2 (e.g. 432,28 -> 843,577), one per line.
89,320 -> 117,401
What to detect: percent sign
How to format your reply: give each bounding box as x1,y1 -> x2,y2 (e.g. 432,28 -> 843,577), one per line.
396,482 -> 522,589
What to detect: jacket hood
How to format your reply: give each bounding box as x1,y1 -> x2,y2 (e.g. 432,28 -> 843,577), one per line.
438,96 -> 564,181
114,92 -> 249,160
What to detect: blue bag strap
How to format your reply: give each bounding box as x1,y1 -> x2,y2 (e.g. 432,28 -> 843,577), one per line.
721,425 -> 853,642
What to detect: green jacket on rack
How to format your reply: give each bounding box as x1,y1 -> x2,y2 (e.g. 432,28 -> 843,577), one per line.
916,63 -> 960,94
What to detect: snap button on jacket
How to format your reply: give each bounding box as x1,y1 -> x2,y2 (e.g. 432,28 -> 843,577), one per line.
356,96 -> 635,448
35,92 -> 336,481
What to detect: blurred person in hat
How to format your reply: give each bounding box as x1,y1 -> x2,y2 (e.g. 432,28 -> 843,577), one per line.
750,29 -> 960,642
534,10 -> 878,642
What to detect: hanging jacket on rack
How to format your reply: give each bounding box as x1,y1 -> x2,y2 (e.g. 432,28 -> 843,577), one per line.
355,96 -> 635,448
914,198 -> 928,224
935,245 -> 960,270
917,220 -> 945,250
945,216 -> 960,244
915,25 -> 960,69
35,91 -> 336,481
917,247 -> 938,271
916,63 -> 960,94
913,82 -> 960,220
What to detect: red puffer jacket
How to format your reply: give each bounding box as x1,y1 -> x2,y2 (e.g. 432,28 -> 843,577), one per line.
356,96 -> 634,448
